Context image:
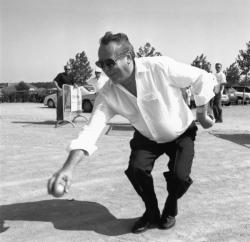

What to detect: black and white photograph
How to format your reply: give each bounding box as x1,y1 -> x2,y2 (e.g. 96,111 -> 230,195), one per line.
1,0 -> 250,241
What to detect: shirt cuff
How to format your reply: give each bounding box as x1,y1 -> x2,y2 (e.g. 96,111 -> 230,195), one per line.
194,95 -> 213,106
67,139 -> 97,156
193,73 -> 215,106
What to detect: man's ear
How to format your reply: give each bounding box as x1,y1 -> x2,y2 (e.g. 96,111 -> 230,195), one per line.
126,54 -> 132,64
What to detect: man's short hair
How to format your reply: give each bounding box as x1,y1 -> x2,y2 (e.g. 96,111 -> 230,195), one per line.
215,63 -> 222,67
99,31 -> 135,59
64,65 -> 71,71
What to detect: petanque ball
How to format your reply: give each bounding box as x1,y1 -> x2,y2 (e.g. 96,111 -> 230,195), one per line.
52,182 -> 65,197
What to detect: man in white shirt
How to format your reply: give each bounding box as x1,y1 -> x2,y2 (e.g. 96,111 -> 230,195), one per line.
87,67 -> 108,92
213,63 -> 227,123
48,32 -> 215,233
206,62 -> 217,118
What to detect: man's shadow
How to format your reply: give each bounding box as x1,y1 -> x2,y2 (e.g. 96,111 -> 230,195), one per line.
0,199 -> 138,236
210,132 -> 250,148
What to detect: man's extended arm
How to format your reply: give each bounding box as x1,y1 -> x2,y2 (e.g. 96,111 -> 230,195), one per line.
53,79 -> 62,91
163,57 -> 215,129
220,73 -> 227,94
196,104 -> 215,128
47,95 -> 115,196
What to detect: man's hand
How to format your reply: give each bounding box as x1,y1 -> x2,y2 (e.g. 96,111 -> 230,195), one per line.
47,167 -> 73,196
47,150 -> 86,197
196,104 -> 215,129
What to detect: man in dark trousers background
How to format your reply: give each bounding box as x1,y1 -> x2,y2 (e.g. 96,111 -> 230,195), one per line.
213,63 -> 227,123
53,65 -> 75,121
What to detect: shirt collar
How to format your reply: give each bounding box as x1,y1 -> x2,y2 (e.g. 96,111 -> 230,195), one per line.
134,58 -> 149,74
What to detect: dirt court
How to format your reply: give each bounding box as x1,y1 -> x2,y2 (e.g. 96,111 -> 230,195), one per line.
0,103 -> 250,242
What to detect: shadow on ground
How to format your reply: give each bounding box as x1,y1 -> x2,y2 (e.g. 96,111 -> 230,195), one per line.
12,120 -> 56,125
210,132 -> 250,148
38,106 -> 50,109
0,199 -> 137,236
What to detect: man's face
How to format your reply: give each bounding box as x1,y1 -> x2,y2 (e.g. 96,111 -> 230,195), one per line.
97,42 -> 132,84
215,64 -> 222,73
95,71 -> 101,79
64,67 -> 71,75
207,64 -> 212,72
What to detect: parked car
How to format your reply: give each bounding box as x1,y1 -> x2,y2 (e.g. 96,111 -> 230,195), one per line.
44,93 -> 57,108
221,91 -> 230,106
81,92 -> 97,112
231,86 -> 250,104
225,87 -> 238,104
44,87 -> 97,112
190,87 -> 237,107
221,87 -> 239,106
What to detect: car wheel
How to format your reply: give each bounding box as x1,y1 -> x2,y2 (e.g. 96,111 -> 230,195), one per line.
82,100 -> 93,112
47,99 -> 55,108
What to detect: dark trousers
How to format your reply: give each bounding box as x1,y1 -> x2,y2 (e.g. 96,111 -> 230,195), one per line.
56,91 -> 63,121
213,93 -> 223,122
208,98 -> 214,117
125,122 -> 197,218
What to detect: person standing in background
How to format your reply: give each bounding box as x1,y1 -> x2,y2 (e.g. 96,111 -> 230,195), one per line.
53,65 -> 75,121
213,63 -> 227,123
87,67 -> 108,92
206,62 -> 217,119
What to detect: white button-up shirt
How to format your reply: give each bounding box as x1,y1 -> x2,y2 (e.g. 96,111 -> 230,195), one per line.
214,71 -> 227,94
69,56 -> 215,155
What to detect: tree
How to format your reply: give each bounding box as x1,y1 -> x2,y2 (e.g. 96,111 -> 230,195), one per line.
191,54 -> 211,71
32,82 -> 56,89
236,41 -> 250,76
225,62 -> 241,85
68,51 -> 93,86
15,81 -> 30,91
136,42 -> 162,57
2,85 -> 16,96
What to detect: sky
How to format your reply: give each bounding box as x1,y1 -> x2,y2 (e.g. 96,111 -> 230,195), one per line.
1,0 -> 250,83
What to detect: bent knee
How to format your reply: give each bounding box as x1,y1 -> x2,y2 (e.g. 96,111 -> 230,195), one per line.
175,171 -> 190,182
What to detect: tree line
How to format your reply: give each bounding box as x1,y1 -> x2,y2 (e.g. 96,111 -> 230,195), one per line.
61,40 -> 250,87
2,40 -> 249,100
191,41 -> 250,86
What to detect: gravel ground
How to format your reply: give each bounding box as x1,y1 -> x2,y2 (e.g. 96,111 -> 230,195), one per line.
0,103 -> 250,242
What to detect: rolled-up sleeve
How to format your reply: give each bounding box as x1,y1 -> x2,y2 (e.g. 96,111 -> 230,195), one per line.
67,94 -> 115,155
163,57 -> 215,106
191,72 -> 216,106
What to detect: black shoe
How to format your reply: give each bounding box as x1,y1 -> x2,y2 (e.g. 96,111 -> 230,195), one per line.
215,119 -> 223,123
132,212 -> 160,234
159,215 -> 176,230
